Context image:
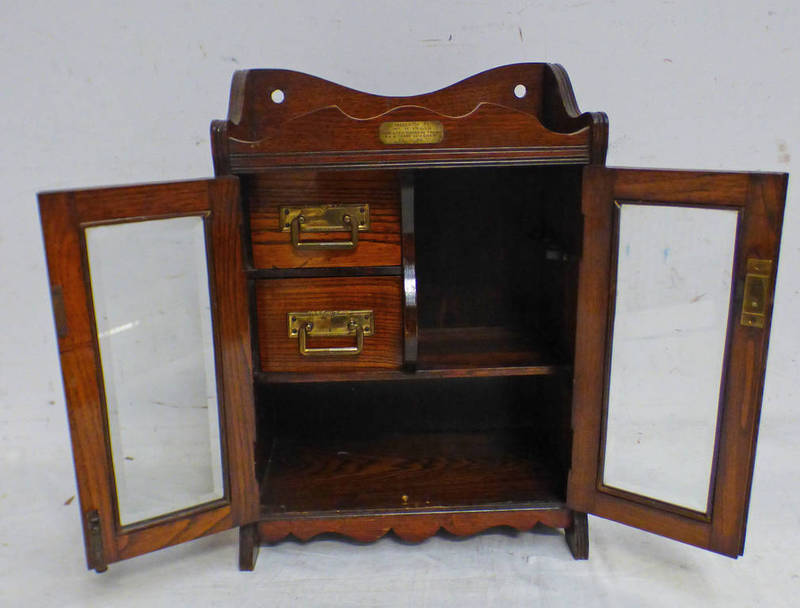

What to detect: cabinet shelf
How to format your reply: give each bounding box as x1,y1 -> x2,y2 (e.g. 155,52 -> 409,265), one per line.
417,326 -> 567,374
260,430 -> 565,516
257,326 -> 568,384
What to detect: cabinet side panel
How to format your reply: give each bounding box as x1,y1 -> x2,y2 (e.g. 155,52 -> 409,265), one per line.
207,179 -> 259,524
567,167 -> 615,513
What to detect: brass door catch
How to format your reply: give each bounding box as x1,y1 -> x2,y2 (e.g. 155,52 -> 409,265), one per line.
288,310 -> 374,356
280,204 -> 370,251
740,258 -> 773,328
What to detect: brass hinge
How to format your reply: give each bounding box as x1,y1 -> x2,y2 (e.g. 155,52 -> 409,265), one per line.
87,510 -> 107,573
51,286 -> 68,338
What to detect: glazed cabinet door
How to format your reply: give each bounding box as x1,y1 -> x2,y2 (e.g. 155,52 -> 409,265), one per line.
568,167 -> 786,556
39,178 -> 258,571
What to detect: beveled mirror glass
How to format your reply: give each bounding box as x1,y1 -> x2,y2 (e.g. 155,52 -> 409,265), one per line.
601,203 -> 738,513
85,216 -> 224,527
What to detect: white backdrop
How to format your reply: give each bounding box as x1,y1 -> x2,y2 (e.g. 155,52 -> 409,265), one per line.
1,2 -> 798,606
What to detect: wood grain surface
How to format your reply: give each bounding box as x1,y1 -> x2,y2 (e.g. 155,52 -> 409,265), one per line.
256,276 -> 403,372
38,178 -> 258,569
567,166 -> 787,556
261,431 -> 564,513
219,64 -> 606,171
245,170 -> 401,269
258,508 -> 573,545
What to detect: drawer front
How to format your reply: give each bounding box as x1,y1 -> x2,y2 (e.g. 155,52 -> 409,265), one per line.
247,170 -> 401,269
256,277 -> 403,372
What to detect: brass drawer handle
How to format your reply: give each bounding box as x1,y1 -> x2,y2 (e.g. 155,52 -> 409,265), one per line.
291,214 -> 358,250
281,204 -> 370,251
299,323 -> 363,356
288,310 -> 374,357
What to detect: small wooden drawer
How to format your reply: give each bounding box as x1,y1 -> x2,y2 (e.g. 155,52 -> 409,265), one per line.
256,277 -> 404,372
247,170 -> 401,269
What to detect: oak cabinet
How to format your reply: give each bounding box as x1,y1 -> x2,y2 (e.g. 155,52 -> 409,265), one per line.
38,64 -> 786,572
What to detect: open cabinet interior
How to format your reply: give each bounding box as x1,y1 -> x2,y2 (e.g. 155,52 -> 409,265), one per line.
415,166 -> 583,372
256,377 -> 571,515
253,164 -> 584,518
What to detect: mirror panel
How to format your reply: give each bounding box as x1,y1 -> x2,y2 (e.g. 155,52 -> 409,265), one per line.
85,216 -> 224,527
601,203 -> 738,513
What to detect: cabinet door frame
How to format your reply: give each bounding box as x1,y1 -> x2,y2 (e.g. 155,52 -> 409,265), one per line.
567,166 -> 786,557
39,177 -> 258,570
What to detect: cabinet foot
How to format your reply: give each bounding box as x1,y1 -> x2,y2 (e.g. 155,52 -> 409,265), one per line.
565,511 -> 588,560
239,523 -> 259,571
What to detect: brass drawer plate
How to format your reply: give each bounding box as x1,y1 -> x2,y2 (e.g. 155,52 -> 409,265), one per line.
288,310 -> 374,337
279,204 -> 370,233
279,204 -> 370,251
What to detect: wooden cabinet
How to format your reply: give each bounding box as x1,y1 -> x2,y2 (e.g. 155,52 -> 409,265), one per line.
38,64 -> 787,572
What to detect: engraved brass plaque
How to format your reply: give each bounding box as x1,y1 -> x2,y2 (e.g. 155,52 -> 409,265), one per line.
288,310 -> 374,338
740,258 -> 772,328
379,121 -> 444,145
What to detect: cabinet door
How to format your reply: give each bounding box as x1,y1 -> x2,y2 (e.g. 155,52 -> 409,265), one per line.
567,167 -> 786,557
39,178 -> 258,571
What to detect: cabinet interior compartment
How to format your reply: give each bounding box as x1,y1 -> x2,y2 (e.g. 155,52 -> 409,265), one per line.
256,374 -> 571,516
249,164 -> 582,518
413,165 -> 583,374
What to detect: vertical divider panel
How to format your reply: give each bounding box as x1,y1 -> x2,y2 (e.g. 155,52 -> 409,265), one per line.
401,170 -> 418,370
